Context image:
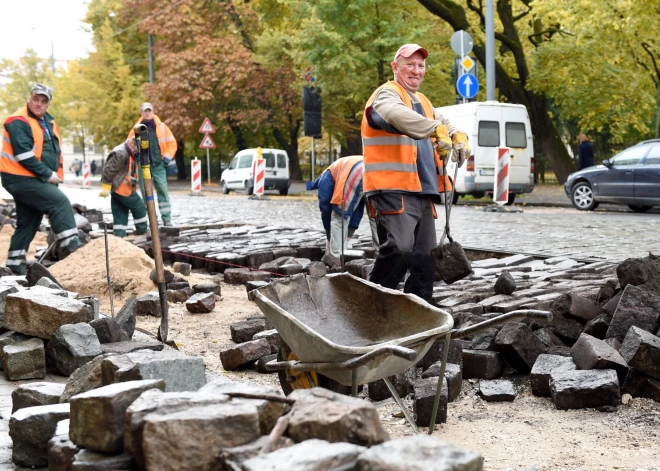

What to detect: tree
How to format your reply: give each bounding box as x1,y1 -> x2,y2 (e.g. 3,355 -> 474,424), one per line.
417,0 -> 577,183
255,0 -> 456,156
0,50 -> 55,125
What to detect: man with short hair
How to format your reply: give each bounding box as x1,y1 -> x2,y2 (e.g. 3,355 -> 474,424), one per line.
361,44 -> 470,303
577,134 -> 595,170
99,138 -> 148,238
1,84 -> 83,274
127,102 -> 177,226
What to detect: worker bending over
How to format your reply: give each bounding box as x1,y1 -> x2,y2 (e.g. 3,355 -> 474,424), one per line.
361,44 -> 470,303
99,139 -> 148,238
1,84 -> 82,274
308,155 -> 378,268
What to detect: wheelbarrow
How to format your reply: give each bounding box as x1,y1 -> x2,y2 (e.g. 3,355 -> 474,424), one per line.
249,273 -> 552,433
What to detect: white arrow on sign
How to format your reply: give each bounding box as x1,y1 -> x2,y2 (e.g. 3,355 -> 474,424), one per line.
463,75 -> 473,97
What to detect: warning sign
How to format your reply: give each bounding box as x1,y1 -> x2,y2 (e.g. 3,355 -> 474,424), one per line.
199,133 -> 216,149
198,117 -> 216,134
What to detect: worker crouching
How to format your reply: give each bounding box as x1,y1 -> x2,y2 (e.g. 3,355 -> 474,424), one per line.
1,84 -> 83,274
307,155 -> 378,268
99,139 -> 148,238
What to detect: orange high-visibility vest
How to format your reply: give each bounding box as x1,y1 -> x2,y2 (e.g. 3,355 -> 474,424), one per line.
361,81 -> 451,193
328,155 -> 364,206
1,107 -> 64,179
115,153 -> 139,197
127,114 -> 177,159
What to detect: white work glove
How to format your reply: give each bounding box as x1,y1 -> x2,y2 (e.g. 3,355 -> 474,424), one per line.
47,172 -> 62,185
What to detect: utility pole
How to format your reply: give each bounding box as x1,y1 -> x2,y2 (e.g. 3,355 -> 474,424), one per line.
485,0 -> 495,101
148,34 -> 155,83
50,41 -> 55,73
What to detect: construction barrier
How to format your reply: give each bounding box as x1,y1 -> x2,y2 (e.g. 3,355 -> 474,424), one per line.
191,158 -> 201,193
494,147 -> 510,205
82,163 -> 91,188
253,158 -> 265,196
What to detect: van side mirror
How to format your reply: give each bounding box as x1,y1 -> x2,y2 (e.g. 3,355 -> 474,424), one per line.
602,159 -> 612,168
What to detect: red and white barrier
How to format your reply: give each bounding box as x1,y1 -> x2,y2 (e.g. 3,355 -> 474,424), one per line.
82,163 -> 91,188
253,159 -> 265,196
494,147 -> 510,205
191,158 -> 201,193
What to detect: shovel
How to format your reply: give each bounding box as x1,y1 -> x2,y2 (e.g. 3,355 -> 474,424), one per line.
431,151 -> 472,284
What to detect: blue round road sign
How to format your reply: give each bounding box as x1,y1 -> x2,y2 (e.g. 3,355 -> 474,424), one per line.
456,73 -> 479,99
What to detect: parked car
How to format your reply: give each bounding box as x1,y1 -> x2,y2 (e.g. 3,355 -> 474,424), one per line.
220,148 -> 291,195
564,139 -> 660,211
437,101 -> 535,205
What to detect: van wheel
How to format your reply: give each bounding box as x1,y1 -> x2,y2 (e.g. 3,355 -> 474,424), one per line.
221,181 -> 230,194
244,181 -> 253,195
505,193 -> 516,206
279,187 -> 289,196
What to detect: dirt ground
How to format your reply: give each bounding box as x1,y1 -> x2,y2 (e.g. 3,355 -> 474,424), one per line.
0,225 -> 48,265
133,276 -> 660,471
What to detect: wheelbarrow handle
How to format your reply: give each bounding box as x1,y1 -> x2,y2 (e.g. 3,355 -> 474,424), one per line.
389,346 -> 419,362
451,309 -> 553,340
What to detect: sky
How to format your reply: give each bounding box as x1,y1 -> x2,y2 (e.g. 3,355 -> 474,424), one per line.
0,0 -> 94,64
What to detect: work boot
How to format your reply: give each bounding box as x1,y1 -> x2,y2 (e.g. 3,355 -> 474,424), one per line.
162,219 -> 173,227
8,263 -> 26,276
56,237 -> 83,260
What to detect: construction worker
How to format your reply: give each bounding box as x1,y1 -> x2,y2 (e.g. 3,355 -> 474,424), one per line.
1,84 -> 83,274
307,155 -> 378,268
99,139 -> 148,238
361,44 -> 470,303
127,102 -> 176,226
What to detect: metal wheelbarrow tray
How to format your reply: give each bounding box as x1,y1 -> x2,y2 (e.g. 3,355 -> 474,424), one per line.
250,273 -> 552,433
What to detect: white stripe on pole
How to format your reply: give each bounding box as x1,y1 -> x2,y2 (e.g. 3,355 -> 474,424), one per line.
254,159 -> 265,195
494,147 -> 510,205
82,163 -> 91,188
191,158 -> 201,193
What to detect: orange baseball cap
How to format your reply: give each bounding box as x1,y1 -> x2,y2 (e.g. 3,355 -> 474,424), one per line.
393,44 -> 428,61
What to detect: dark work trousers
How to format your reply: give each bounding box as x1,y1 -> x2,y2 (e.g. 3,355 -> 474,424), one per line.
111,191 -> 149,238
368,192 -> 437,303
3,178 -> 80,275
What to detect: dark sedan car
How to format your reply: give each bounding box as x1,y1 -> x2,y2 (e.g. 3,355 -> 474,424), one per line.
564,139 -> 660,212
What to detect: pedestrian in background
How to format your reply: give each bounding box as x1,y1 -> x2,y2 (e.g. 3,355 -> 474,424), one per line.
307,155 -> 378,268
90,160 -> 97,176
361,44 -> 470,303
0,84 -> 83,274
127,102 -> 177,226
99,139 -> 148,238
577,134 -> 595,170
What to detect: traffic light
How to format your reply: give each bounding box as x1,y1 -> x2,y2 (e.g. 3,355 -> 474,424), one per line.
303,86 -> 322,138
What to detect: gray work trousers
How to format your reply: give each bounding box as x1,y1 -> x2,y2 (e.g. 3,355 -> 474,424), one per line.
367,192 -> 437,303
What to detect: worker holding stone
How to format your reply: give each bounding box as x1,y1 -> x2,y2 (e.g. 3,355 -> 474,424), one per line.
99,139 -> 149,238
127,102 -> 177,226
1,84 -> 83,274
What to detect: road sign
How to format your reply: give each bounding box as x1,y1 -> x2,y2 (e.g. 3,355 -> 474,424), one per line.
461,56 -> 475,72
199,133 -> 216,149
451,30 -> 473,55
494,148 -> 510,205
456,73 -> 479,99
199,117 -> 216,134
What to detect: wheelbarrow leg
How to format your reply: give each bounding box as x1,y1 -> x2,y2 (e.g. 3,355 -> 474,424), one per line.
428,332 -> 451,435
351,369 -> 358,397
383,376 -> 420,434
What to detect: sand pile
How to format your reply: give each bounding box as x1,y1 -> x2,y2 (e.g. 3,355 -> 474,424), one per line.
50,235 -> 155,301
0,225 -> 48,265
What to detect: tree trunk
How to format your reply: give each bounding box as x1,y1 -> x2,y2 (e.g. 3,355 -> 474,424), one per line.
340,118 -> 363,157
273,117 -> 302,181
656,84 -> 660,139
227,118 -> 247,151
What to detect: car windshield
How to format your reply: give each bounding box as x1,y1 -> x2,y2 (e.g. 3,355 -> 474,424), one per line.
643,145 -> 660,165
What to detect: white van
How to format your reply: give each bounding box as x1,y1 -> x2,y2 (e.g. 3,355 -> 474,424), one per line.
438,101 -> 535,205
221,148 -> 291,195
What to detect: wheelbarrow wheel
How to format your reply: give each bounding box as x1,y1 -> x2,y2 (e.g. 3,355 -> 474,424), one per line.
277,337 -> 354,396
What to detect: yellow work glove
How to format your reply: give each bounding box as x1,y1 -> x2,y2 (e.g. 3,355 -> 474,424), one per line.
431,124 -> 453,161
452,132 -> 471,168
99,183 -> 111,198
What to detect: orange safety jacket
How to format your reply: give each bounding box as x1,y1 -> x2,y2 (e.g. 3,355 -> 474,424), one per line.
361,81 -> 451,193
127,114 -> 177,160
328,155 -> 364,207
115,153 -> 139,197
1,107 -> 64,179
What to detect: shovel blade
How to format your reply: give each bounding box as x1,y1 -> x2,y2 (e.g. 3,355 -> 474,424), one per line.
432,241 -> 472,284
156,281 -> 169,343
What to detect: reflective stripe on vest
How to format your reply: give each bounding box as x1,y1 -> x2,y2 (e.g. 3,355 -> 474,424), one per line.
361,81 -> 451,193
1,107 -> 64,179
328,155 -> 364,209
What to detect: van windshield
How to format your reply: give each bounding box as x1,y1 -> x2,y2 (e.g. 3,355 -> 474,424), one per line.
506,122 -> 527,148
478,121 -> 499,147
262,152 -> 276,168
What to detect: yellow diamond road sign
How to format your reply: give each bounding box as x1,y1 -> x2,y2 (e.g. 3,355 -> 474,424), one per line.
461,56 -> 475,72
